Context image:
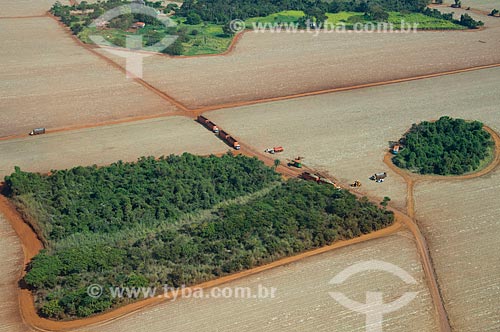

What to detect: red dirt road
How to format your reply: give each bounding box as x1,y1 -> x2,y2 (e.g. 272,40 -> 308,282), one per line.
383,125 -> 500,332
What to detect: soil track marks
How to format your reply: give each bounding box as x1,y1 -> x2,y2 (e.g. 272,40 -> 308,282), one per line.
0,195 -> 404,331
98,18 -> 500,109
77,231 -> 439,332
0,116 -> 228,179
0,17 -> 180,138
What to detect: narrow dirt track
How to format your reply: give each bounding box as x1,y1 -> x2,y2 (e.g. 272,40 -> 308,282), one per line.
0,15 -> 48,19
382,125 -> 500,332
2,122 -> 499,331
195,63 -> 500,113
0,111 -> 190,142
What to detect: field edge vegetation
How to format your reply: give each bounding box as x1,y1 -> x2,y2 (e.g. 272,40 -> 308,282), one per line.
5,153 -> 394,319
50,0 -> 482,57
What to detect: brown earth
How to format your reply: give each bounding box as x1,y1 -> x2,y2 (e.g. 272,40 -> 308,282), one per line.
0,0 -> 58,17
76,231 -> 438,332
0,116 -> 228,179
0,17 -> 180,138
89,11 -> 500,109
207,67 -> 500,331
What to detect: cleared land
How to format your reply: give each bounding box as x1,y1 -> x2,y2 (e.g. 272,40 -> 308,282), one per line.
78,231 -> 438,332
442,0 -> 500,13
414,170 -> 500,332
207,66 -> 500,331
0,0 -> 59,17
0,212 -> 30,332
0,116 -> 227,179
93,11 -> 500,109
0,17 -> 178,138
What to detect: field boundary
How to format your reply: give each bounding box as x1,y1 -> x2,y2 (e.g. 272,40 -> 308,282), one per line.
2,61 -> 500,141
2,121 -> 498,331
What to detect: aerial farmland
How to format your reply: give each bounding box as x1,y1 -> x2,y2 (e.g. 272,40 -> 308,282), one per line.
78,232 -> 438,332
0,0 -> 499,331
0,17 -> 178,138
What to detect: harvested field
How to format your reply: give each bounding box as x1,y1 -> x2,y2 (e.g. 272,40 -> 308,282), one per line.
0,0 -> 57,17
208,67 -> 500,209
95,12 -> 500,109
208,66 -> 500,331
0,212 -> 30,332
414,170 -> 500,332
0,17 -> 178,138
442,0 -> 500,13
78,231 -> 438,332
0,116 -> 227,179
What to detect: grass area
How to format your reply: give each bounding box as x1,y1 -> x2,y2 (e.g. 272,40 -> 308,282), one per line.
79,20 -> 233,56
79,9 -> 463,55
245,10 -> 304,25
171,17 -> 233,56
245,10 -> 465,30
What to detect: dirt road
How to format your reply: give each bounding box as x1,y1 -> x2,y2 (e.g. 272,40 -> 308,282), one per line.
382,125 -> 500,332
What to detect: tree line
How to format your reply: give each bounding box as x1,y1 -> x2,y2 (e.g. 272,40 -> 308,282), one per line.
5,153 -> 280,242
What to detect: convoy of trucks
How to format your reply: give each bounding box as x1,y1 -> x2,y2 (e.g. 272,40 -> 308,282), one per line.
198,115 -> 240,150
197,115 -> 380,189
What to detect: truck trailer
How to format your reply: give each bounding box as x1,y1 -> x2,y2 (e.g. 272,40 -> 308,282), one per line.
29,128 -> 46,136
219,130 -> 241,150
197,115 -> 219,133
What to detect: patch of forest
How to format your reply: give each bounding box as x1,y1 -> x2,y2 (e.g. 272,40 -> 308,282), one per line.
393,116 -> 494,175
5,154 -> 393,319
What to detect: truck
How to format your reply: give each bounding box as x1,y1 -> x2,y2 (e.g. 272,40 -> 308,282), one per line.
391,144 -> 400,155
370,172 -> 387,182
29,128 -> 46,136
301,172 -> 320,181
219,130 -> 241,150
197,115 -> 219,133
265,146 -> 284,154
302,172 -> 341,188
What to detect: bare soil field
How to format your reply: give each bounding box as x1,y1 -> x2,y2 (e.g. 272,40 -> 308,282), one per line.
0,116 -> 227,178
442,0 -> 500,13
0,212 -> 30,332
0,0 -> 58,17
414,170 -> 500,332
93,11 -> 500,109
208,66 -> 500,331
77,231 -> 437,332
0,17 -> 178,138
